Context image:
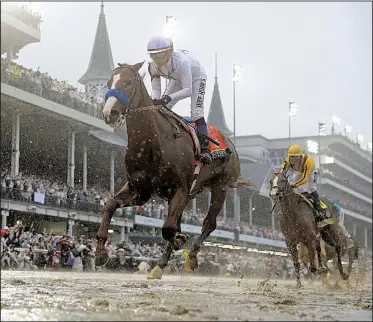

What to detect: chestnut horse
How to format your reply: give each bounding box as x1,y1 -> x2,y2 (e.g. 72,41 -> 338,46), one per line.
95,62 -> 251,279
269,171 -> 348,286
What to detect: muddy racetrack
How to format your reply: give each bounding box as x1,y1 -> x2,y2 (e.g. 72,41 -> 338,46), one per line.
1,270 -> 372,321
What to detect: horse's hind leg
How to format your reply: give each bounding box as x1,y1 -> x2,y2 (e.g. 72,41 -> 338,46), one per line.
95,182 -> 148,266
286,241 -> 302,287
316,239 -> 329,274
305,239 -> 318,274
336,244 -> 348,280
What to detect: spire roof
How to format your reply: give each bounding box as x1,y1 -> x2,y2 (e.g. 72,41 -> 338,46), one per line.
78,2 -> 114,85
207,53 -> 233,136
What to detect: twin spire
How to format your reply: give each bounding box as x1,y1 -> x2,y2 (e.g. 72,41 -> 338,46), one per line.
78,2 -> 114,85
207,52 -> 233,136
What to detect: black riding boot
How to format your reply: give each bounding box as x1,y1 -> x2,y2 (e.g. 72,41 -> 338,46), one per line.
311,191 -> 325,221
197,133 -> 212,165
195,118 -> 212,165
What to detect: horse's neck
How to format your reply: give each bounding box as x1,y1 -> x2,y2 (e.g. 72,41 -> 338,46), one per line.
126,87 -> 160,146
281,193 -> 298,215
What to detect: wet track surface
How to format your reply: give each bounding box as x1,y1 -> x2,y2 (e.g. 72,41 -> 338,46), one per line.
1,270 -> 372,321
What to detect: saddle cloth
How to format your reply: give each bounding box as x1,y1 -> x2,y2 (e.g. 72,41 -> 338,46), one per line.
183,117 -> 231,161
297,192 -> 328,210
296,192 -> 335,228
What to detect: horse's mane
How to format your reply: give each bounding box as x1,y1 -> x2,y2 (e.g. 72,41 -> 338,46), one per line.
114,63 -> 146,80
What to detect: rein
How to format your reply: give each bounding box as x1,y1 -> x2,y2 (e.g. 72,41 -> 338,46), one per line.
270,174 -> 295,214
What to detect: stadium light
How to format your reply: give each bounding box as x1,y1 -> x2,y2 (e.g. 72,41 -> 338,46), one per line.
164,16 -> 178,40
232,64 -> 243,146
332,116 -> 340,125
367,142 -> 372,153
331,116 -> 340,134
344,125 -> 352,137
318,122 -> 327,136
356,133 -> 364,144
233,64 -> 243,83
307,140 -> 319,154
288,102 -> 299,146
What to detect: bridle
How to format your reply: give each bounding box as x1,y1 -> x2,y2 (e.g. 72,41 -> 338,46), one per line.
104,64 -> 156,128
270,172 -> 293,200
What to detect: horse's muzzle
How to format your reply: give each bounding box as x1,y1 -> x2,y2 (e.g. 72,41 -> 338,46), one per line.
103,109 -> 124,128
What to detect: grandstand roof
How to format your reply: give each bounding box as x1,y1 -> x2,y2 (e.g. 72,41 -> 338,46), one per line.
239,162 -> 273,194
207,53 -> 233,136
78,3 -> 114,85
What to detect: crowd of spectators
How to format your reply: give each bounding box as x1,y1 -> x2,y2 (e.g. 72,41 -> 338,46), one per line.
0,220 -> 293,279
1,59 -> 104,119
1,168 -> 286,241
2,3 -> 42,30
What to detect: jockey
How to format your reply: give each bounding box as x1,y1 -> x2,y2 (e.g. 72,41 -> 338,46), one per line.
329,199 -> 355,249
147,35 -> 212,165
280,144 -> 333,226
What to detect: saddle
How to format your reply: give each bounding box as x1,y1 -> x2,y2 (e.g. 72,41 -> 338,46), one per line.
159,109 -> 231,162
296,192 -> 335,228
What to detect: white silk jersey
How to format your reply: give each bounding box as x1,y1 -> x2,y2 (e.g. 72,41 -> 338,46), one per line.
148,50 -> 207,102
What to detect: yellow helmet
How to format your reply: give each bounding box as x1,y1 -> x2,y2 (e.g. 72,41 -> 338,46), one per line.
288,144 -> 304,157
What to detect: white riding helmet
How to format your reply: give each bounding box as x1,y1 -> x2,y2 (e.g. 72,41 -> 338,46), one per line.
147,35 -> 173,54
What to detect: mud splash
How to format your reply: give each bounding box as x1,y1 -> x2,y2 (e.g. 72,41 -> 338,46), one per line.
1,271 -> 371,321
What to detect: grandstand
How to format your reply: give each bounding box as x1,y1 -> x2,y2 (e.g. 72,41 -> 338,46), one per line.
1,3 -> 371,260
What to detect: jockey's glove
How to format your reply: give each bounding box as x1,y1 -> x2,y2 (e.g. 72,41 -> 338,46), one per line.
153,95 -> 171,107
290,184 -> 297,190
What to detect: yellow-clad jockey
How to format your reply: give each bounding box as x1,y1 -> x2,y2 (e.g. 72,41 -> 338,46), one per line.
280,144 -> 332,225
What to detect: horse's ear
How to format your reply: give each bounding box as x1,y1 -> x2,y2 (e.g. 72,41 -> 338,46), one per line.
133,61 -> 145,72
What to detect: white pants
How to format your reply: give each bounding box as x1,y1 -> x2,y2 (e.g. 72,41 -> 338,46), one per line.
287,168 -> 318,193
164,78 -> 206,121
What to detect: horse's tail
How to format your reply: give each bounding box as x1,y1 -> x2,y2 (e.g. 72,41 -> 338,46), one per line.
230,176 -> 255,188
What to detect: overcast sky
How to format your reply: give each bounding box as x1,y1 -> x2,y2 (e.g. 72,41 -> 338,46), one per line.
16,2 -> 372,144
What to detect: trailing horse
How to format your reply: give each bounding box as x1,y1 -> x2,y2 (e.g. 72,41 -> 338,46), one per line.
300,235 -> 359,277
95,62 -> 252,279
269,170 -> 349,286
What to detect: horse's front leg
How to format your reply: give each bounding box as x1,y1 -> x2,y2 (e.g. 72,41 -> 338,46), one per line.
95,182 -> 147,267
186,187 -> 226,272
147,188 -> 189,280
286,240 -> 302,287
336,244 -> 348,280
316,239 -> 329,274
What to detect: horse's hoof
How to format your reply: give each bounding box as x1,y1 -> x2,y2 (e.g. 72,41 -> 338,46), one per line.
318,267 -> 329,275
94,253 -> 109,267
172,233 -> 190,250
147,265 -> 163,280
296,281 -> 303,288
341,273 -> 349,280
